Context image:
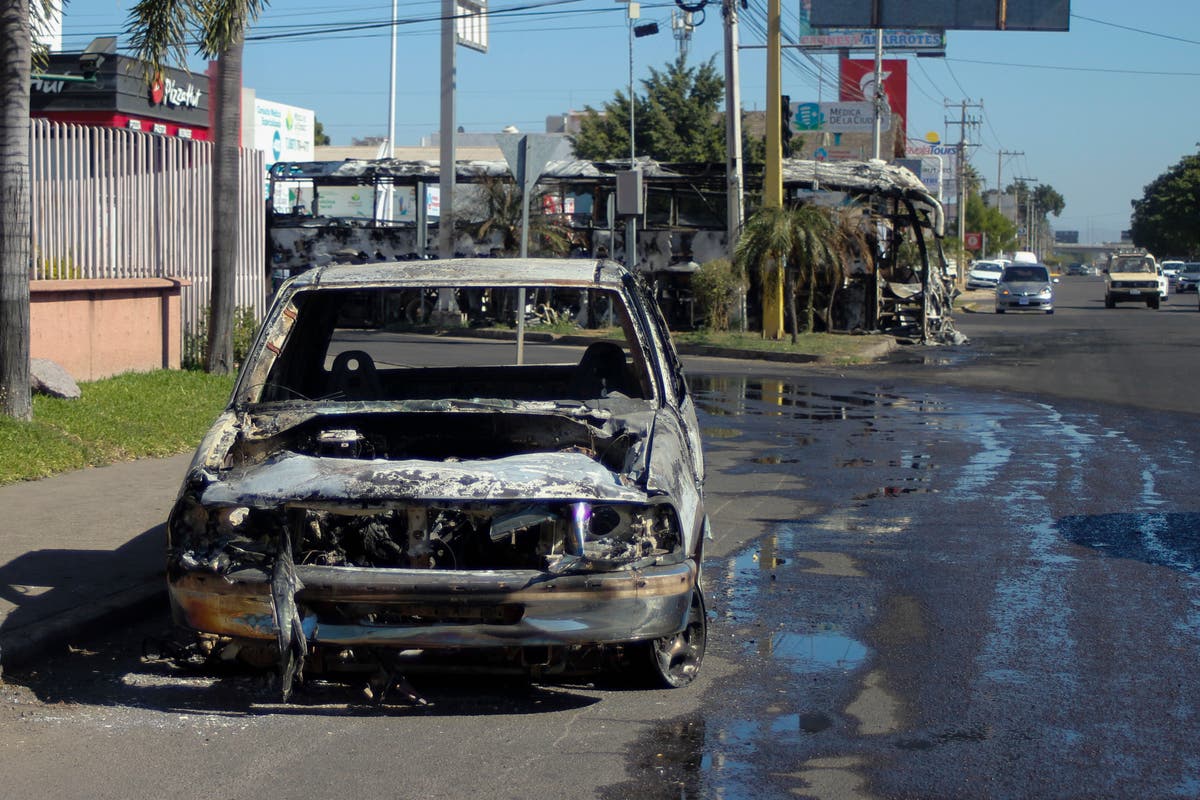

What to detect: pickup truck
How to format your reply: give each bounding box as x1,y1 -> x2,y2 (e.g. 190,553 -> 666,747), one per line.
1105,253 -> 1162,309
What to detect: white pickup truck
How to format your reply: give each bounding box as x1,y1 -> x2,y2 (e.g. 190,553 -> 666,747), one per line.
1105,252 -> 1164,309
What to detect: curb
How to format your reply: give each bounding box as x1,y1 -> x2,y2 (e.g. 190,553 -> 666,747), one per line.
0,579 -> 165,677
447,327 -> 899,365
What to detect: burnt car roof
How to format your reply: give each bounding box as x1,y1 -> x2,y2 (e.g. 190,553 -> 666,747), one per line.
292,257 -> 630,290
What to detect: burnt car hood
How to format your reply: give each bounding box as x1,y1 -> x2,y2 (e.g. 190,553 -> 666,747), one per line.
199,449 -> 649,507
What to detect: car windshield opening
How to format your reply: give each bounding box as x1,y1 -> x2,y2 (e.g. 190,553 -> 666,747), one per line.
253,285 -> 655,404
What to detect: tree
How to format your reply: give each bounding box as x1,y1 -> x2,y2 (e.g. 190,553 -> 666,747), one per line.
1130,151 -> 1200,258
460,175 -> 572,257
572,55 -> 726,163
0,0 -> 35,418
966,193 -> 1017,256
313,117 -> 331,146
128,0 -> 267,374
734,203 -> 842,339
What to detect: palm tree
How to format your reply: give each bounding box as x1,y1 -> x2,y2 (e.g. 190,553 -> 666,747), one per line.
463,175 -> 572,256
735,203 -> 841,341
0,0 -> 36,418
128,0 -> 267,374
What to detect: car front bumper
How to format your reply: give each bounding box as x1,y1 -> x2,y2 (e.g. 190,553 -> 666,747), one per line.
169,560 -> 697,648
996,295 -> 1052,311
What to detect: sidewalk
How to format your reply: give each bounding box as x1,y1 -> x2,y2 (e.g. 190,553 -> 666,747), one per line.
0,454 -> 191,674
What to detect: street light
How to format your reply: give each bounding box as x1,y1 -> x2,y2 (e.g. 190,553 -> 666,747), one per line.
627,3 -> 659,163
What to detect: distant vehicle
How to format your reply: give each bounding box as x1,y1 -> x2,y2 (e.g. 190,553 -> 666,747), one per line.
1105,252 -> 1161,309
966,260 -> 1006,289
1162,260 -> 1184,279
995,263 -> 1056,314
1176,262 -> 1200,293
1066,263 -> 1086,276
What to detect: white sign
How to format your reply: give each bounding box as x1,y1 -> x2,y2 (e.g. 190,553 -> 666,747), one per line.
790,101 -> 889,133
317,186 -> 373,219
252,98 -> 315,168
824,101 -> 888,133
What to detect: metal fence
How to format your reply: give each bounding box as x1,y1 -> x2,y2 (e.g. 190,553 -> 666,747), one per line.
30,119 -> 267,364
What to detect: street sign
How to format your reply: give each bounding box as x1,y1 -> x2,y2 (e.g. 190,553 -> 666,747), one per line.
965,232 -> 983,251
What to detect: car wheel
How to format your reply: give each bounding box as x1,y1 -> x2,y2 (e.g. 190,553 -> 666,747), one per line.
1149,296 -> 1160,309
1105,295 -> 1115,309
1046,309 -> 1054,315
635,585 -> 707,689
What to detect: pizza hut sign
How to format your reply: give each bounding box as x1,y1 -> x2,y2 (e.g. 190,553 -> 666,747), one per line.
150,74 -> 203,108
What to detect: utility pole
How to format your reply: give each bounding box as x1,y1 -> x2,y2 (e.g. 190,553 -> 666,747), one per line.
1014,176 -> 1039,252
762,0 -> 784,338
945,99 -> 982,284
438,0 -> 456,259
672,8 -> 694,59
995,149 -> 1021,213
722,0 -> 743,256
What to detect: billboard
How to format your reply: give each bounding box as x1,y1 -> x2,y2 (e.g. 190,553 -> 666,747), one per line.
251,98 -> 315,168
840,59 -> 907,137
808,0 -> 1070,32
1055,230 -> 1080,244
796,0 -> 945,50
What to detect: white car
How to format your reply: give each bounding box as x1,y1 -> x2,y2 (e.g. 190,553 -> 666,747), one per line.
966,260 -> 1007,289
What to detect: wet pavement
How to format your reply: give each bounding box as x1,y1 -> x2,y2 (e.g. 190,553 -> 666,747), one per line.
604,373 -> 1200,799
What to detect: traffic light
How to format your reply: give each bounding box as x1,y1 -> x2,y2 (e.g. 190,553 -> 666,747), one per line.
781,95 -> 792,157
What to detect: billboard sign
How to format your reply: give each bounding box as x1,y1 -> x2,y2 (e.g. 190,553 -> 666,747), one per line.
808,0 -> 1070,32
840,59 -> 907,136
252,99 -> 315,168
796,0 -> 945,50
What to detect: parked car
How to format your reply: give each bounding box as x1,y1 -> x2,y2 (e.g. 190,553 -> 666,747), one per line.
1105,252 -> 1161,309
167,258 -> 710,699
1175,262 -> 1200,293
995,263 -> 1056,314
967,260 -> 1007,289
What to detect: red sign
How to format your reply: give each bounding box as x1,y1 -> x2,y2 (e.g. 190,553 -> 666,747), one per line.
964,232 -> 983,251
839,59 -> 908,135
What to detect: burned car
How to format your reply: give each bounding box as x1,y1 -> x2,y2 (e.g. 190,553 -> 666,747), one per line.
168,258 -> 709,698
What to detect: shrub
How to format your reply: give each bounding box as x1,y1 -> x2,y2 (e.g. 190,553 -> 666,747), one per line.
691,258 -> 743,332
184,306 -> 260,371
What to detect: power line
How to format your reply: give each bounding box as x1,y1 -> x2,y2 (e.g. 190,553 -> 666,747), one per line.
947,57 -> 1200,77
1071,13 -> 1200,47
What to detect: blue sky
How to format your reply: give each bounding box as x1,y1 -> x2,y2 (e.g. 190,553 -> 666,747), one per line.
62,1 -> 1200,245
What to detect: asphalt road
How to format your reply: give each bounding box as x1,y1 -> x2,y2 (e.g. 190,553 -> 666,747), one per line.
3,280 -> 1200,800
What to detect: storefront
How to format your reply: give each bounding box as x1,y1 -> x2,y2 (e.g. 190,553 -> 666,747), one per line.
31,51 -> 211,141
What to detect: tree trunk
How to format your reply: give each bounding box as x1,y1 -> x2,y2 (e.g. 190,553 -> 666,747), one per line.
0,0 -> 32,419
802,264 -> 816,333
206,32 -> 244,374
786,267 -> 798,344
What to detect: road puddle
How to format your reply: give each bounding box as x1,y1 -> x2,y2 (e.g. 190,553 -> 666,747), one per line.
768,630 -> 868,673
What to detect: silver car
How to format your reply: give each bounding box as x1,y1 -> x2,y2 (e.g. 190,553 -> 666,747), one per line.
995,264 -> 1056,314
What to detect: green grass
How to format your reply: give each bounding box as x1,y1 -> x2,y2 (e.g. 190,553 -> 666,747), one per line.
671,329 -> 888,362
0,370 -> 235,485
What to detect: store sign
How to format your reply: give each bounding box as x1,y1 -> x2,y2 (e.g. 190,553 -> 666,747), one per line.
840,59 -> 908,134
790,100 -> 889,133
149,74 -> 203,108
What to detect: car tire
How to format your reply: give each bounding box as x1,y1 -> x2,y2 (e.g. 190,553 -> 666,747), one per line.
1105,295 -> 1115,309
1149,296 -> 1160,309
995,308 -> 1005,314
1046,309 -> 1054,315
634,584 -> 707,689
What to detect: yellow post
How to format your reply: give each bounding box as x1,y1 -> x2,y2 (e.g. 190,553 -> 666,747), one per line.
762,0 -> 785,339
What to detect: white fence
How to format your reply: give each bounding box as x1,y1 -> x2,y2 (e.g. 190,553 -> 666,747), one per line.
30,119 -> 267,364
